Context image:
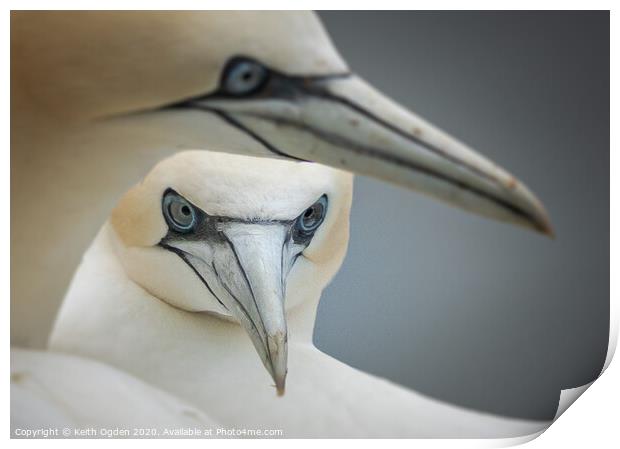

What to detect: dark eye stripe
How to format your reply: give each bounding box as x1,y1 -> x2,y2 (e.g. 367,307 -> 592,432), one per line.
160,188 -> 328,251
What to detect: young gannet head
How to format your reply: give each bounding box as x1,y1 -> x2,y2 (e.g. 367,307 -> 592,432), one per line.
110,151 -> 353,395
12,11 -> 551,235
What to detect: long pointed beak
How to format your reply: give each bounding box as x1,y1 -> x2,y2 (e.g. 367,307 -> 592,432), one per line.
209,223 -> 290,395
197,74 -> 552,235
308,76 -> 552,234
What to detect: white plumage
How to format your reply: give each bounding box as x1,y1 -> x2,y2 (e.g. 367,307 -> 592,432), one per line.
11,349 -> 220,433
37,152 -> 548,437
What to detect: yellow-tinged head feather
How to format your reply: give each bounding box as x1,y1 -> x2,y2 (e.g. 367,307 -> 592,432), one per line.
111,150 -> 353,261
12,11 -> 346,120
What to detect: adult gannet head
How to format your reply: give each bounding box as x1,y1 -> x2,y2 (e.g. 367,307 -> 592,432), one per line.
12,11 -> 551,234
110,151 -> 353,395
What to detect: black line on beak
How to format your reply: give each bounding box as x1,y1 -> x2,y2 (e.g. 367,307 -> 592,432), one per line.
297,83 -> 504,186
280,238 -> 287,299
183,106 -> 308,163
221,234 -> 275,370
210,260 -> 266,350
159,243 -> 228,311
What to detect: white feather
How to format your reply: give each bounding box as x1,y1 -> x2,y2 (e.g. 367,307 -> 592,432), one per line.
11,348 -> 220,433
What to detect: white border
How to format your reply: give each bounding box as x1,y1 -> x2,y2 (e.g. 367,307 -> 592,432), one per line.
3,3 -> 615,447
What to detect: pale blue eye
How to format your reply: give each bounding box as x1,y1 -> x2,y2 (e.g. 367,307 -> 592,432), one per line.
163,191 -> 196,233
223,59 -> 267,96
295,196 -> 328,235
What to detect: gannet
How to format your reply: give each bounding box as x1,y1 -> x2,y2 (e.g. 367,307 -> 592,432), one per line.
11,11 -> 551,347
48,151 -> 548,438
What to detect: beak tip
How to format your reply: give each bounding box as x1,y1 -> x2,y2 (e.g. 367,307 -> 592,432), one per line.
274,376 -> 286,396
519,187 -> 554,238
532,216 -> 555,238
532,207 -> 555,239
542,224 -> 556,239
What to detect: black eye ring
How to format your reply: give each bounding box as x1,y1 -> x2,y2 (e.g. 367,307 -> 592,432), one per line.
162,190 -> 197,233
221,57 -> 269,97
295,195 -> 328,236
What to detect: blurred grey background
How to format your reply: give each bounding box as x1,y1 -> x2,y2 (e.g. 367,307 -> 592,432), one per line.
314,11 -> 609,421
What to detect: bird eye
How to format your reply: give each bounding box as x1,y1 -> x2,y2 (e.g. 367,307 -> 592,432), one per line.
295,196 -> 328,236
222,58 -> 268,96
163,191 -> 196,233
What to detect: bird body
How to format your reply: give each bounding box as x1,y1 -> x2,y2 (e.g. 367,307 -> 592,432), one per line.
11,348 -> 220,433
47,152 -> 548,438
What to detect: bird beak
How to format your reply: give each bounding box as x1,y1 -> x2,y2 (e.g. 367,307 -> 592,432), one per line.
184,72 -> 552,235
163,222 -> 293,395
